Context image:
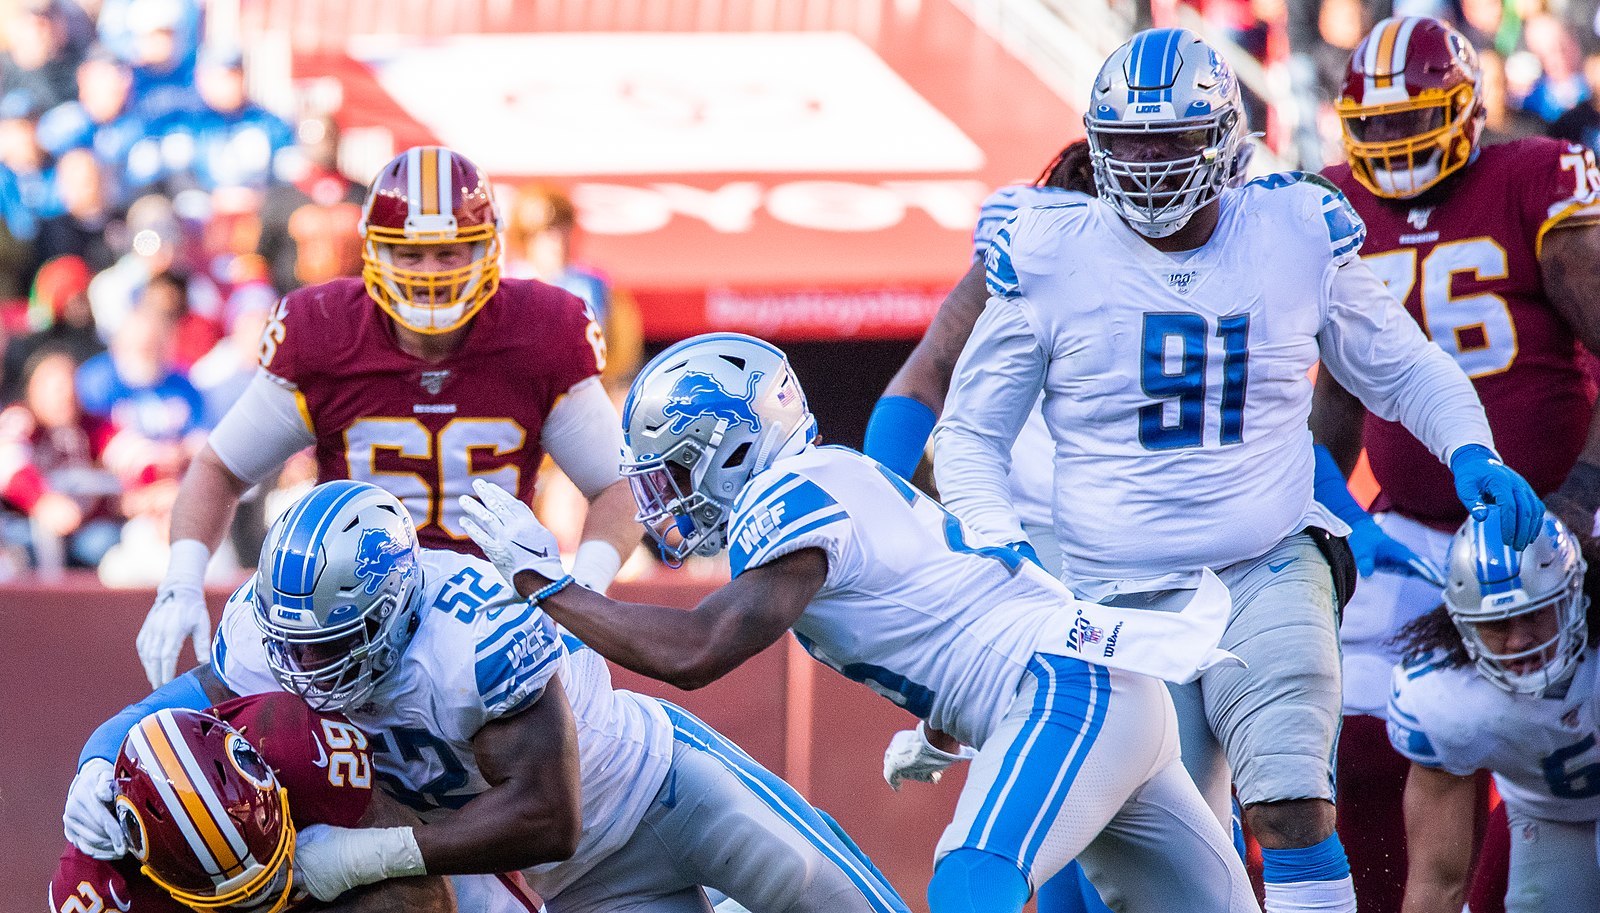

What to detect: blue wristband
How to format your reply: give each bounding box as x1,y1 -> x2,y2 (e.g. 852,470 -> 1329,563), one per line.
79,671 -> 211,768
1312,444 -> 1371,529
531,574 -> 575,604
863,396 -> 937,481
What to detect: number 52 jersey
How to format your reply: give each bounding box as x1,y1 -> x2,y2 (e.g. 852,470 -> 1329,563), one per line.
259,276 -> 606,553
1324,138 -> 1600,530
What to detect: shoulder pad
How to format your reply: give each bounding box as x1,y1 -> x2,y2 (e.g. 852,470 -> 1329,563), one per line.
728,462 -> 851,578
1246,170 -> 1365,261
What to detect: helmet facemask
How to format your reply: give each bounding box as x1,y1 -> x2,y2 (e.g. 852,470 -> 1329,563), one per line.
1339,82 -> 1479,199
623,434 -> 730,567
1452,579 -> 1587,695
255,581 -> 420,712
363,226 -> 500,335
1087,113 -> 1242,237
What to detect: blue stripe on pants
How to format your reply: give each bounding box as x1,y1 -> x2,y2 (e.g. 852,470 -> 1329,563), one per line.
660,702 -> 910,913
963,655 -> 1111,874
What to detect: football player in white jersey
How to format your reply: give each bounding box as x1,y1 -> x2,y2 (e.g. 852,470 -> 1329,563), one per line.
62,480 -> 907,913
930,27 -> 1545,913
456,333 -> 1261,913
1387,512 -> 1599,913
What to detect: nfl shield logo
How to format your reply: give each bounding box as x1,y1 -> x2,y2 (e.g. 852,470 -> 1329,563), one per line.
1406,207 -> 1434,230
420,370 -> 450,395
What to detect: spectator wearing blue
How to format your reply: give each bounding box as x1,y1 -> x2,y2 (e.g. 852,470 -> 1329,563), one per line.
0,1 -> 84,114
158,45 -> 292,195
1521,13 -> 1591,123
96,0 -> 202,107
0,89 -> 62,229
37,46 -> 156,204
75,305 -> 205,445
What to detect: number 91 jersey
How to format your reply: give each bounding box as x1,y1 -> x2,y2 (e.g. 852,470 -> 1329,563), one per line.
1324,138 -> 1600,529
259,276 -> 605,553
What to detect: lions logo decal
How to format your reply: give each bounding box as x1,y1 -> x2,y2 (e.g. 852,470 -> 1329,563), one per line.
662,371 -> 764,435
353,528 -> 413,596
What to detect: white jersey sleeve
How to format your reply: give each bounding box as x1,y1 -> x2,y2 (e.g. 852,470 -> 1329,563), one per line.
1317,257 -> 1495,464
972,185 -> 1088,257
211,577 -> 281,697
726,463 -> 864,585
458,564 -> 564,720
1385,653 -> 1489,776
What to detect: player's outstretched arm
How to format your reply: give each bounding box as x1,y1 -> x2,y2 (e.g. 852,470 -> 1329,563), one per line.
1537,222 -> 1600,561
325,791 -> 459,913
1397,763 -> 1478,913
864,261 -> 987,479
534,549 -> 826,691
461,477 -> 826,690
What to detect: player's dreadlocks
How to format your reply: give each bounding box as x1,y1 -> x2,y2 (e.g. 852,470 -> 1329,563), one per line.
1034,139 -> 1095,196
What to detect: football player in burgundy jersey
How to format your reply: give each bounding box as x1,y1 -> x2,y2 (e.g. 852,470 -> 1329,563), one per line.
51,693 -> 539,912
135,145 -> 641,689
1314,16 -> 1600,913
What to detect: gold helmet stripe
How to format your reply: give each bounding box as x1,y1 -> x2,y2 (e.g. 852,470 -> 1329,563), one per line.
419,146 -> 440,216
1372,18 -> 1402,89
136,713 -> 249,879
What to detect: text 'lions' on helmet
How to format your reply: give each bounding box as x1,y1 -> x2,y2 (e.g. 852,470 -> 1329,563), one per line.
1084,27 -> 1248,238
621,333 -> 817,565
253,480 -> 423,712
115,708 -> 296,912
359,145 -> 504,334
1443,511 -> 1589,695
1338,16 -> 1484,199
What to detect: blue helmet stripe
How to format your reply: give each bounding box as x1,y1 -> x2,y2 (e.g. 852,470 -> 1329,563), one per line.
273,481 -> 367,597
1473,513 -> 1522,595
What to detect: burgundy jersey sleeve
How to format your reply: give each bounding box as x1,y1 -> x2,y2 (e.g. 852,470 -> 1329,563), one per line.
256,295 -> 298,387
49,846 -> 181,913
212,693 -> 373,829
1521,137 -> 1600,251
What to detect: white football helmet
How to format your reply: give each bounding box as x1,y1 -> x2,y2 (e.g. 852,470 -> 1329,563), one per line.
253,480 -> 423,711
1085,27 -> 1248,238
621,333 -> 817,565
1443,511 -> 1588,695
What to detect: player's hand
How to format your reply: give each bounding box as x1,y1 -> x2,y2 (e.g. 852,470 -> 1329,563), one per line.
136,578 -> 211,689
64,758 -> 126,860
1346,518 -> 1444,587
459,479 -> 566,584
1450,445 -> 1544,550
293,824 -> 425,901
883,722 -> 975,791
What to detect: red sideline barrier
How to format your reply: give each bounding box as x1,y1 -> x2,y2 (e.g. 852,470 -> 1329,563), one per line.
0,573 -> 962,913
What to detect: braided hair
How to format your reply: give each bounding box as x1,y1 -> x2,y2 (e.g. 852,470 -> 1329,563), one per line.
1034,139 -> 1095,195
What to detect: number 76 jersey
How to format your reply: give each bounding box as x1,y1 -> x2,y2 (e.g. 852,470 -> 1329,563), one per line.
1324,138 -> 1600,530
259,276 -> 605,553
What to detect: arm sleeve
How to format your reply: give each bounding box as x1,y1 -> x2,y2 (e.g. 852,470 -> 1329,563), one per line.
931,299 -> 1046,544
540,376 -> 624,500
207,370 -> 316,484
1317,258 -> 1494,464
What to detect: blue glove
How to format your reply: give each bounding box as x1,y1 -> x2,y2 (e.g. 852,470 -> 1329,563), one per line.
1345,517 -> 1444,586
1450,444 -> 1544,550
1313,445 -> 1442,585
1007,539 -> 1044,570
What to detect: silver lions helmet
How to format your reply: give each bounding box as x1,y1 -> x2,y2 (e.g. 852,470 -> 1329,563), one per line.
1085,28 -> 1248,238
621,333 -> 817,564
1444,511 -> 1588,695
253,480 -> 423,711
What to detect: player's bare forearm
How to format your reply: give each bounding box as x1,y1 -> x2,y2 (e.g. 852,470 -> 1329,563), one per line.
882,261 -> 988,411
1539,223 -> 1600,467
521,548 -> 826,690
412,676 -> 582,873
578,479 -> 642,563
168,445 -> 252,550
1398,763 -> 1476,913
1309,369 -> 1366,476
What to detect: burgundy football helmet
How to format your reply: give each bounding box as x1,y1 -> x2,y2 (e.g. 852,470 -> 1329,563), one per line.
114,708 -> 296,912
359,145 -> 504,334
1338,16 -> 1484,199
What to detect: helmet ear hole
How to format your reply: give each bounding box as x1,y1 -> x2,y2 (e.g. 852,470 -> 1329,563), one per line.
722,442 -> 752,470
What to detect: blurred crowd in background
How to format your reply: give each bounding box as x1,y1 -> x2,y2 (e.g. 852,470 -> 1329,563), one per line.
4,0 -> 1600,584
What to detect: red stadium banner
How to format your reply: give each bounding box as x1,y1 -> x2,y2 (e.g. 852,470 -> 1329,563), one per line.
265,0 -> 1082,340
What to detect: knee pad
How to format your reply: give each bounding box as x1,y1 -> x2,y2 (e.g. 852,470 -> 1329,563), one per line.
928,849 -> 1030,913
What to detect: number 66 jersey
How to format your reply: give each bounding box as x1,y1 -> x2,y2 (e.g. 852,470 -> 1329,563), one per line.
1324,138 -> 1600,531
242,275 -> 608,553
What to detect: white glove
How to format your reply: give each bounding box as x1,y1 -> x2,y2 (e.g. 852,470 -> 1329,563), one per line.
459,479 -> 567,584
292,824 -> 425,901
883,722 -> 976,791
137,540 -> 212,688
64,758 -> 126,860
